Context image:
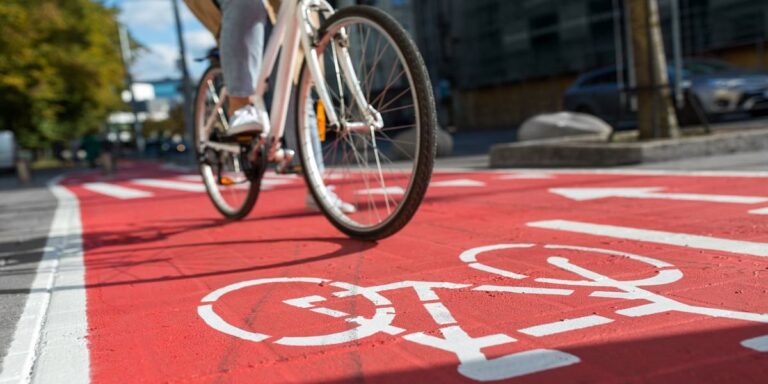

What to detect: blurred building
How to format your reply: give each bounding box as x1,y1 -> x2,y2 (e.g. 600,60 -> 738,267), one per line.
344,0 -> 768,130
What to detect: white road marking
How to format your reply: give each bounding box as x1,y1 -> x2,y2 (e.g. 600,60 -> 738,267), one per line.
550,187 -> 768,204
82,182 -> 154,200
310,308 -> 349,318
0,179 -> 90,384
355,187 -> 405,196
431,179 -> 486,188
459,244 -> 534,280
750,207 -> 768,215
132,178 -> 207,193
742,335 -> 768,352
261,179 -> 295,188
518,315 -> 614,337
283,295 -> 326,309
473,286 -> 574,296
423,302 -> 458,325
498,172 -> 554,180
528,220 -> 768,257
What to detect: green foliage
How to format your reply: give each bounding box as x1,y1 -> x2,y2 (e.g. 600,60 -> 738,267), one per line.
0,0 -> 125,149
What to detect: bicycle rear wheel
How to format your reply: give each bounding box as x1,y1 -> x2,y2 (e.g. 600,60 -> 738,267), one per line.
194,65 -> 263,220
296,6 -> 437,240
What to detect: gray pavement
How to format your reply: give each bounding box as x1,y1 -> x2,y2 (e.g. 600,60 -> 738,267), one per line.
625,150 -> 768,171
0,170 -> 61,364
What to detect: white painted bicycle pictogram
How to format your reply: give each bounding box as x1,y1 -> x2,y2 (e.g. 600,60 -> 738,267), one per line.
198,244 -> 768,382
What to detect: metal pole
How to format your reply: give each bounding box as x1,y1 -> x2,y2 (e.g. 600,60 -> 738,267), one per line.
613,0 -> 627,121
171,0 -> 195,163
624,0 -> 637,112
671,0 -> 684,107
118,24 -> 145,155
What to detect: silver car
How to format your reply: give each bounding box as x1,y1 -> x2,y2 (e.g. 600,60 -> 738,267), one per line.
563,59 -> 768,128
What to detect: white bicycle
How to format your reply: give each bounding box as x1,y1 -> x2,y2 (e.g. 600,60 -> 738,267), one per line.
194,0 -> 437,240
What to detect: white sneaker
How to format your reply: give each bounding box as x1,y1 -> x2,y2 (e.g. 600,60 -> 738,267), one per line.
227,105 -> 264,138
306,187 -> 357,214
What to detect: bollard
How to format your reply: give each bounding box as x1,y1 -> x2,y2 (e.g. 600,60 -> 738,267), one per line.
101,153 -> 114,177
16,159 -> 31,185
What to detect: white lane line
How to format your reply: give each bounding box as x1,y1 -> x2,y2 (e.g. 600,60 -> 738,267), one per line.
550,187 -> 768,204
742,335 -> 768,352
423,302 -> 458,325
310,308 -> 349,318
0,179 -> 89,384
750,208 -> 768,215
497,173 -> 554,180
528,220 -> 768,257
283,295 -> 326,309
262,179 -> 295,188
355,187 -> 405,196
82,182 -> 154,200
518,315 -> 614,337
132,178 -> 207,193
431,179 -> 486,188
473,286 -> 574,296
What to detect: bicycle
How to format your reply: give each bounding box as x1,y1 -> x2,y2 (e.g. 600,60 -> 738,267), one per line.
194,0 -> 437,240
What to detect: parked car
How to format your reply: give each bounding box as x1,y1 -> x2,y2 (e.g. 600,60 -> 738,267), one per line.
563,59 -> 768,128
0,131 -> 16,171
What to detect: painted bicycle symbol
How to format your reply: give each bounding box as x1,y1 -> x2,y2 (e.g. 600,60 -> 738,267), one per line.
198,244 -> 768,382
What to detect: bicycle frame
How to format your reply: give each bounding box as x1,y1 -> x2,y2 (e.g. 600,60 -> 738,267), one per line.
201,0 -> 383,160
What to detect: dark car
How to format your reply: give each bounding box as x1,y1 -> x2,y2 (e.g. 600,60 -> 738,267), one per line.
563,59 -> 768,128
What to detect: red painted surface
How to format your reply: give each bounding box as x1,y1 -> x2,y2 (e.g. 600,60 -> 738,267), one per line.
63,163 -> 768,383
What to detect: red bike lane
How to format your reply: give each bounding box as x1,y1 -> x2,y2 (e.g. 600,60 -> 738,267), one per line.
60,164 -> 768,383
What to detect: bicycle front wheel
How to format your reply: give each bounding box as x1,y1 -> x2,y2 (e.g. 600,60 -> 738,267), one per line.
296,6 -> 437,240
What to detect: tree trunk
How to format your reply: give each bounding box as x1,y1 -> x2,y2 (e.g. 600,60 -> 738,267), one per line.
627,0 -> 680,139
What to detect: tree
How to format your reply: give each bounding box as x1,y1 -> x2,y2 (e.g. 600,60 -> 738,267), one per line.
0,0 -> 125,149
626,0 -> 680,139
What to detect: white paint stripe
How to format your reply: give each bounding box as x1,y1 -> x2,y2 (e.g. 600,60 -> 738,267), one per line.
742,335 -> 768,352
82,182 -> 153,200
310,308 -> 349,318
132,178 -> 207,193
431,179 -> 486,188
261,179 -> 294,187
197,305 -> 269,342
750,207 -> 768,215
474,285 -> 574,296
435,168 -> 768,178
519,315 -> 614,337
283,295 -> 326,309
497,173 -> 554,180
529,220 -> 768,257
0,179 -> 89,384
355,187 -> 405,196
423,302 -> 458,325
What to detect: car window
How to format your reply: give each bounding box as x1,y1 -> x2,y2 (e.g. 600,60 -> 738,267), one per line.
580,71 -> 618,87
683,60 -> 735,75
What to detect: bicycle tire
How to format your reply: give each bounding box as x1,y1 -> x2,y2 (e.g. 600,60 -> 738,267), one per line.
194,65 -> 263,220
295,5 -> 437,240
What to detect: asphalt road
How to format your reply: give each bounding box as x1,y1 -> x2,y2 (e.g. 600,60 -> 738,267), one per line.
0,153 -> 768,384
0,171 -> 59,365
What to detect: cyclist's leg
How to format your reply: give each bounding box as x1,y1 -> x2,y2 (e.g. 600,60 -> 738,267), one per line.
218,0 -> 267,115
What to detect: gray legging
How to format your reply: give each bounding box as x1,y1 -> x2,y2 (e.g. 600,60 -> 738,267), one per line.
219,0 -> 322,171
218,0 -> 266,98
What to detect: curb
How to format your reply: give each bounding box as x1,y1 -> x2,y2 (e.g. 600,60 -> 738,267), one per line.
489,128 -> 768,168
